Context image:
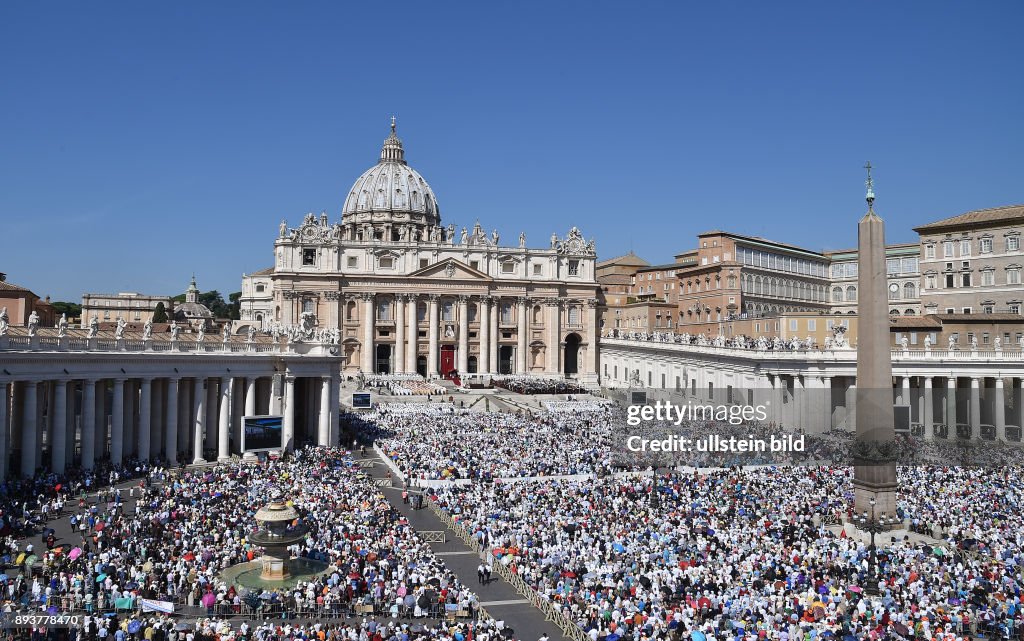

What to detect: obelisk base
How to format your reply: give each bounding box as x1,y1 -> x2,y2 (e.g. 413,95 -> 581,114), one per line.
854,463 -> 898,517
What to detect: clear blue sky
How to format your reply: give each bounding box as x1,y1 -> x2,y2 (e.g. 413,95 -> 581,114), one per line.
2,1 -> 1022,302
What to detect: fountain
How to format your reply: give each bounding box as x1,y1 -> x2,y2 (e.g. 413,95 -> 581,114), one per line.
221,497 -> 329,589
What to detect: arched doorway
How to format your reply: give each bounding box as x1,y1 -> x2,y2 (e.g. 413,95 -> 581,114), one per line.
416,355 -> 427,377
375,344 -> 392,374
564,333 -> 581,376
498,346 -> 514,374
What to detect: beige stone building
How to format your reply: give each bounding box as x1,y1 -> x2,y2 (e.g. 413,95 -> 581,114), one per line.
80,291 -> 172,328
240,122 -> 601,383
915,204 -> 1024,316
824,243 -> 921,317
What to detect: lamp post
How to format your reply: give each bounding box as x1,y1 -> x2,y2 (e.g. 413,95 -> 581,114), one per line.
857,496 -> 894,595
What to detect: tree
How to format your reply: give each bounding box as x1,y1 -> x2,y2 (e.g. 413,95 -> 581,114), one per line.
228,291 -> 242,320
51,301 -> 82,320
152,302 -> 168,324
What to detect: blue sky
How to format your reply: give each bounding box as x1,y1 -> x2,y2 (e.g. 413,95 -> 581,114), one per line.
2,1 -> 1022,301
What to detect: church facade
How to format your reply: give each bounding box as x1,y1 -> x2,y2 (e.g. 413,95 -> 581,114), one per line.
240,122 -> 601,383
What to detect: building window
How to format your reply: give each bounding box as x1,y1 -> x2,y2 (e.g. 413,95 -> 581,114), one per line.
807,319 -> 816,331
302,248 -> 316,266
960,240 -> 971,256
417,304 -> 426,322
379,256 -> 394,269
943,241 -> 954,257
442,302 -> 454,321
469,304 -> 478,322
568,306 -> 580,325
983,305 -> 994,314
962,307 -> 972,314
903,282 -> 916,299
925,244 -> 935,259
470,261 -> 479,270
1008,236 -> 1020,252
533,264 -> 542,276
1010,304 -> 1021,315
981,270 -> 994,286
832,287 -> 843,302
568,260 -> 580,276
961,273 -> 971,287
500,303 -> 513,324
419,258 -> 428,269
845,286 -> 857,302
302,299 -> 314,314
377,300 -> 391,321
1007,267 -> 1021,285
501,261 -> 515,274
983,332 -> 991,344
945,274 -> 955,288
980,238 -> 993,253
255,284 -> 265,293
925,275 -> 937,289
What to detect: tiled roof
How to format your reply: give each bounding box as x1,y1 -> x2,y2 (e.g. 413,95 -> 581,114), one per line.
0,280 -> 33,294
913,205 -> 1024,233
248,267 -> 275,276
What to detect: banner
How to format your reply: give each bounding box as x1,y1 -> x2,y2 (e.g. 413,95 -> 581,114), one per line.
140,598 -> 174,614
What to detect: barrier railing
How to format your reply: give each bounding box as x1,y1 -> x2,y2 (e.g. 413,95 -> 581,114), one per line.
427,497 -> 589,641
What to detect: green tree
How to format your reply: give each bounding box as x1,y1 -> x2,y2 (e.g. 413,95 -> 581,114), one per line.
152,301 -> 168,323
51,301 -> 82,320
172,294 -> 186,303
228,291 -> 242,320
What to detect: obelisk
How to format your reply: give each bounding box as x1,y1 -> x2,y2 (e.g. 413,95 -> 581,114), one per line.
853,162 -> 897,517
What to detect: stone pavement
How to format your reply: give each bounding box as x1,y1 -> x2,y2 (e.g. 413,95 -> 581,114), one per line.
355,448 -> 569,641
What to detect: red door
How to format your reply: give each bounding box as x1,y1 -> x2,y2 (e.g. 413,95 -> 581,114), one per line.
440,345 -> 457,380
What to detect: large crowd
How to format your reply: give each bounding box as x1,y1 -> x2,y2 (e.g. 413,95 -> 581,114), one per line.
355,407 -> 613,480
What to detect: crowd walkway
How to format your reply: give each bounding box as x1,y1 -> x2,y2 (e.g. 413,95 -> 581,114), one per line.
357,449 -> 571,641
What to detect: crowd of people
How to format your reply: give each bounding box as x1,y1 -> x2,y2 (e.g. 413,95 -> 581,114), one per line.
492,378 -> 589,396
4,447 -> 486,638
431,465 -> 1024,641
355,407 -> 613,480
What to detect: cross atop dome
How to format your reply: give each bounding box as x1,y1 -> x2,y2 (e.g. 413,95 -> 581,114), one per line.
380,117 -> 405,164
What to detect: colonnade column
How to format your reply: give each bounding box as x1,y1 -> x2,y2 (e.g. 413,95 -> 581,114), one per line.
489,299 -> 499,374
0,381 -> 8,480
969,377 -> 981,440
946,377 -> 957,432
150,380 -> 163,461
245,377 -> 257,418
478,296 -> 490,374
282,375 -> 295,452
395,295 -> 406,375
218,377 -> 232,461
20,381 -> 37,478
361,293 -> 375,374
165,378 -> 179,466
192,377 -> 206,464
318,376 -> 331,446
137,378 -> 152,463
81,380 -> 96,470
457,295 -> 469,375
406,295 -> 418,374
110,378 -> 125,466
994,377 -> 1006,441
51,380 -> 68,473
1015,379 -> 1024,433
844,379 -> 856,430
822,376 -> 833,431
900,376 -> 911,407
585,301 -> 598,380
427,295 -> 440,377
516,297 -> 528,374
923,377 -> 934,439
546,299 -> 560,374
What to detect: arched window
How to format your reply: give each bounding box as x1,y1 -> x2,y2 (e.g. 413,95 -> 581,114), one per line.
832,287 -> 843,302
903,282 -> 916,299
846,286 -> 857,302
889,309 -> 900,316
904,309 -> 916,315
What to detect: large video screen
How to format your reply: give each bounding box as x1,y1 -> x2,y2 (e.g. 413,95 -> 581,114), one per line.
352,393 -> 372,409
243,415 -> 283,452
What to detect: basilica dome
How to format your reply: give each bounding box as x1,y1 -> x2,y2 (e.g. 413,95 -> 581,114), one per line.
341,121 -> 440,227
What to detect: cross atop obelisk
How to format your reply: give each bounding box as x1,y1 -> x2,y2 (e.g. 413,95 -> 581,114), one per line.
854,161 -> 898,517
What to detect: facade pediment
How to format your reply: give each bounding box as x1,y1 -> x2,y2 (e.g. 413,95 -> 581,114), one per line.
407,258 -> 493,282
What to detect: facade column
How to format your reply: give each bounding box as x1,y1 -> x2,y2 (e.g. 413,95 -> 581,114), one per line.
923,377 -> 934,440
406,295 -> 418,374
945,377 -> 957,435
192,377 -> 206,464
546,299 -> 560,375
457,295 -> 469,375
821,376 -> 833,431
51,380 -> 68,473
110,378 -> 125,467
900,376 -> 911,407
318,376 -> 331,446
165,378 -> 179,466
427,295 -> 440,377
394,295 -> 406,375
585,300 -> 598,381
969,377 -> 981,440
138,378 -> 152,462
21,381 -> 38,477
218,377 -> 233,461
81,380 -> 96,470
329,374 -> 340,447
478,296 -> 490,374
245,377 -> 257,418
516,297 -> 528,374
994,377 -> 1006,441
282,375 -> 295,452
361,293 -> 375,374
489,298 -> 499,374
0,381 -> 8,480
